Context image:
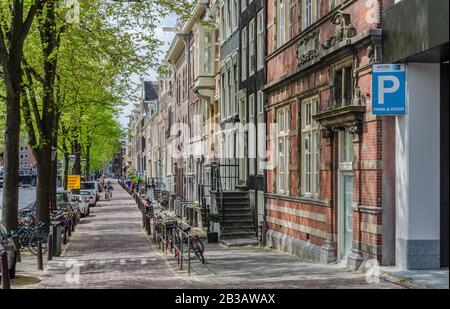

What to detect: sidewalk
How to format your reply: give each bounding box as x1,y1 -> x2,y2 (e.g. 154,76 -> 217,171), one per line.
157,242 -> 405,289
380,267 -> 449,289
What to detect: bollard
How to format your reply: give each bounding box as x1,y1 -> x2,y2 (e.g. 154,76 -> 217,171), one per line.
187,235 -> 191,276
145,216 -> 151,235
72,214 -> 76,231
63,226 -> 68,245
180,234 -> 183,271
47,233 -> 53,261
1,249 -> 11,289
37,241 -> 44,270
68,220 -> 72,237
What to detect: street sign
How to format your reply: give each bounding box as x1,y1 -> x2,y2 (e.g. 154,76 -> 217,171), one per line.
67,175 -> 81,189
372,64 -> 406,115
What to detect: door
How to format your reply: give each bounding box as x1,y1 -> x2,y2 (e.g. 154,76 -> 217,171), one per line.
338,130 -> 355,262
339,172 -> 354,261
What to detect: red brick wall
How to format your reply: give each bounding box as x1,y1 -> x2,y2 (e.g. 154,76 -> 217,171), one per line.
265,0 -> 386,263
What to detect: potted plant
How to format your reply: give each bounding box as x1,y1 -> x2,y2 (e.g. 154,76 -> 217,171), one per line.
206,212 -> 220,243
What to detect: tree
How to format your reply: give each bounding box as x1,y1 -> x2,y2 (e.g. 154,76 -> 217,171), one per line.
3,0 -> 194,229
0,0 -> 46,231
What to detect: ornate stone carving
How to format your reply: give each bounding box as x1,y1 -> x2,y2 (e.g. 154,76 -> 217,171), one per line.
322,11 -> 357,50
367,44 -> 375,62
296,30 -> 320,66
352,86 -> 366,106
347,121 -> 363,142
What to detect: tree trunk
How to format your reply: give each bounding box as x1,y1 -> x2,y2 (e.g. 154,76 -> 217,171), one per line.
63,152 -> 69,190
35,145 -> 52,226
1,82 -> 21,232
85,141 -> 91,181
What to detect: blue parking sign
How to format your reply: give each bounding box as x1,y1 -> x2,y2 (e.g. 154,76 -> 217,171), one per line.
372,64 -> 406,115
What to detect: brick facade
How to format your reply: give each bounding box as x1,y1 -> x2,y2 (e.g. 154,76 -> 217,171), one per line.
264,0 -> 395,267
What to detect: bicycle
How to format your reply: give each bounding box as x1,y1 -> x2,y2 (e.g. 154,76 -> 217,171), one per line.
105,190 -> 112,201
176,224 -> 205,264
13,222 -> 49,255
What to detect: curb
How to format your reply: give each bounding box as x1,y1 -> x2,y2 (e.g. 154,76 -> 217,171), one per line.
379,272 -> 429,289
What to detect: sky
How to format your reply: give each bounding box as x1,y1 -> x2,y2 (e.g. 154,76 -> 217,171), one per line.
117,13 -> 177,128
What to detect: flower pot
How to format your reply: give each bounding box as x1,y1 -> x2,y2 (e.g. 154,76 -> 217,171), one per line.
207,232 -> 218,243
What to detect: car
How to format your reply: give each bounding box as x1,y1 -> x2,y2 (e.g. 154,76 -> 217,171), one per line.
80,190 -> 96,207
81,181 -> 101,201
72,194 -> 90,217
0,223 -> 18,279
56,190 -> 76,218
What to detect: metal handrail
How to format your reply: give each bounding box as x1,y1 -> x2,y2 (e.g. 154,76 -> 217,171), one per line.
152,215 -> 193,275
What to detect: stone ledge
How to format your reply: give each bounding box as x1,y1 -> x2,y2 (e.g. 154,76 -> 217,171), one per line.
266,230 -> 322,263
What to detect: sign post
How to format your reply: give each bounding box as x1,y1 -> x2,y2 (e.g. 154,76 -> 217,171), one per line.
372,64 -> 406,115
67,175 -> 81,190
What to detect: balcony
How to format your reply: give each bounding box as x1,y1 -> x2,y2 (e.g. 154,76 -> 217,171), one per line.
193,75 -> 215,98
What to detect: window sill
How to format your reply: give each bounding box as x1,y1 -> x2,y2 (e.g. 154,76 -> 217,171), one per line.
266,193 -> 327,207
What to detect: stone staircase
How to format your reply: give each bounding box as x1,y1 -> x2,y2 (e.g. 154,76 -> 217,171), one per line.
215,190 -> 256,241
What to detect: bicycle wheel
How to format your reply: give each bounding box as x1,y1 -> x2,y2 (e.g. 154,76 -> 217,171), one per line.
191,239 -> 205,264
28,235 -> 48,255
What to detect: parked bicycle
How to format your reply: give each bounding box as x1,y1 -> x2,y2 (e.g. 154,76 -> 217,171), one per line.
12,221 -> 49,255
175,224 -> 205,264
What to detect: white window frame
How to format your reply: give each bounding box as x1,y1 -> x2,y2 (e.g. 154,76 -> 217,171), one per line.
278,0 -> 286,46
257,91 -> 265,175
249,93 -> 256,175
249,18 -> 255,76
241,26 -> 247,81
241,0 -> 247,12
301,96 -> 320,197
220,5 -> 225,42
257,10 -> 264,70
303,0 -> 320,30
277,105 -> 290,195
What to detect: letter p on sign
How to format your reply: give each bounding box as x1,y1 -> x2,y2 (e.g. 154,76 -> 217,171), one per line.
378,76 -> 400,104
372,64 -> 406,115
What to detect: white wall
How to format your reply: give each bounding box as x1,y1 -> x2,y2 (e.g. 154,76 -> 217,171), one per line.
396,63 -> 441,269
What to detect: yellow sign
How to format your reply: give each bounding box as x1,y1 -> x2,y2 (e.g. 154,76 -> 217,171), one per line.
67,175 -> 81,189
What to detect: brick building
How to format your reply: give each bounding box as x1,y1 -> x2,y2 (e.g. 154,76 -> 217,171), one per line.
264,0 -> 392,269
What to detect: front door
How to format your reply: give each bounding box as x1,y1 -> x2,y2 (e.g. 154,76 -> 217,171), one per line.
338,131 -> 355,262
339,172 -> 354,261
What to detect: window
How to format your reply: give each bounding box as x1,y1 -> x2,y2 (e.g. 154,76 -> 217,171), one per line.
221,6 -> 225,40
249,94 -> 255,119
278,0 -> 286,46
227,0 -> 232,36
241,0 -> 246,12
241,26 -> 247,81
303,0 -> 320,29
277,106 -> 290,194
234,64 -> 238,115
301,97 -> 320,197
195,28 -> 215,76
333,65 -> 353,107
257,91 -> 265,174
257,91 -> 264,124
249,18 -> 255,76
330,0 -> 343,10
340,130 -> 355,163
228,69 -> 232,116
221,72 -> 226,119
249,94 -> 256,175
257,10 -> 264,70
234,0 -> 238,29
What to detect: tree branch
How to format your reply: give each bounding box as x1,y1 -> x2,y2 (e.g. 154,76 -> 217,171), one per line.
23,65 -> 44,135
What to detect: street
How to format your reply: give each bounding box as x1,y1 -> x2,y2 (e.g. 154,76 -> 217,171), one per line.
11,181 -> 404,289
